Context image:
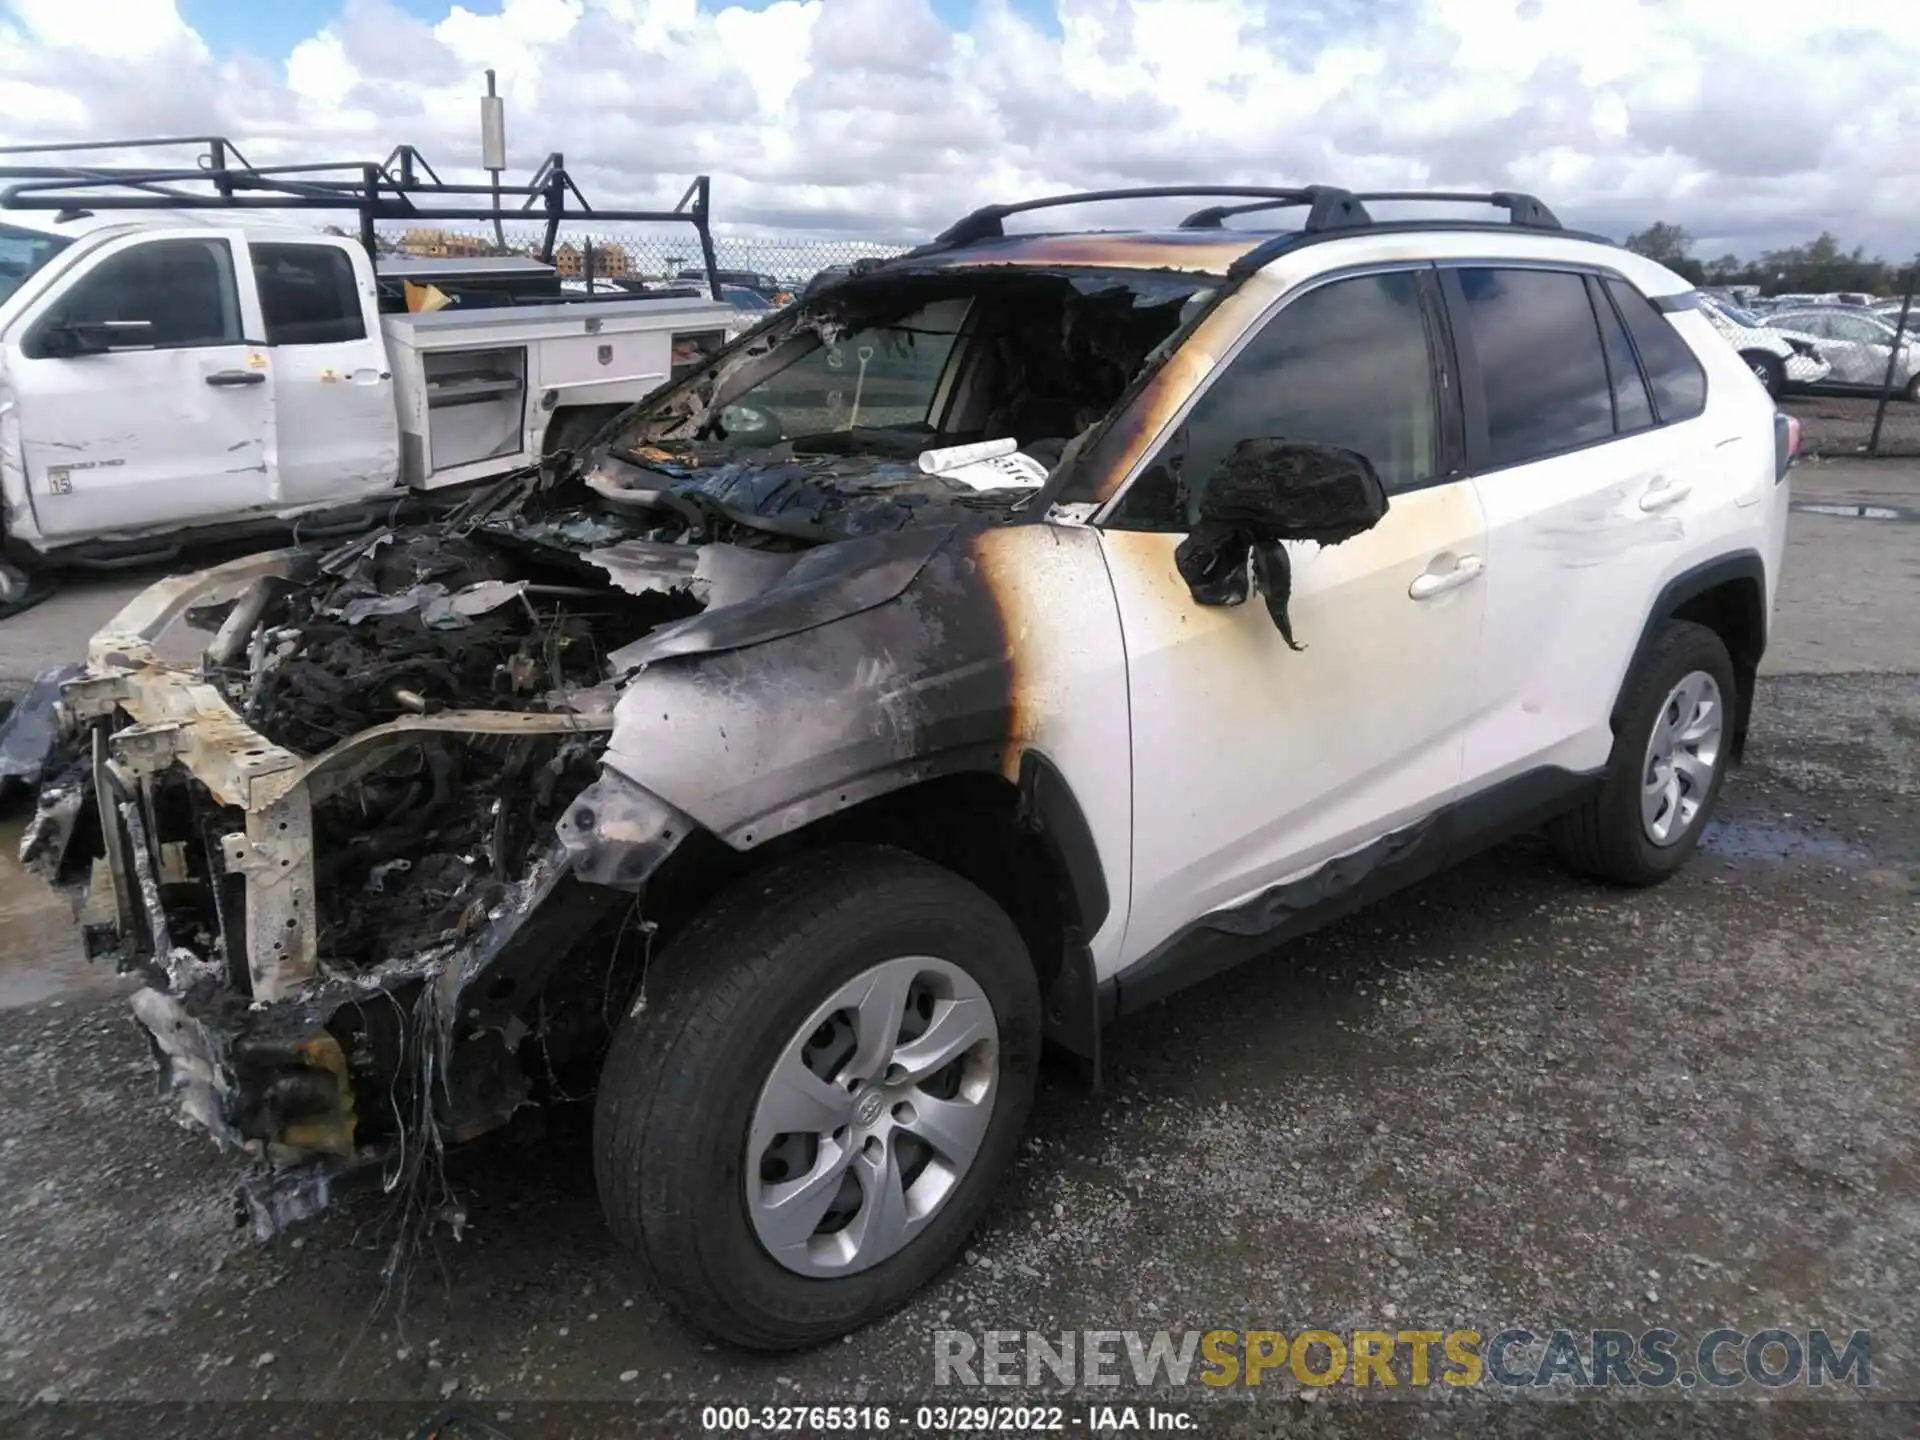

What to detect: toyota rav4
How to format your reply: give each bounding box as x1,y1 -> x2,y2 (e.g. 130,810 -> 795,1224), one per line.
21,186 -> 1796,1350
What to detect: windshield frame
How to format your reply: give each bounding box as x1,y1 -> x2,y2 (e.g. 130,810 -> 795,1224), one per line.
615,262 -> 1227,462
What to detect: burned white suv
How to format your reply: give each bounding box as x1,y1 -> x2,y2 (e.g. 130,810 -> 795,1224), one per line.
22,186 -> 1794,1350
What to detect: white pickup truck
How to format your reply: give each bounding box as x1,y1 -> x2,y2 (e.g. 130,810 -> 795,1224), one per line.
0,149 -> 738,600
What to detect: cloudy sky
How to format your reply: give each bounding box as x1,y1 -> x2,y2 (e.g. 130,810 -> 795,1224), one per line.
1,0 -> 1917,257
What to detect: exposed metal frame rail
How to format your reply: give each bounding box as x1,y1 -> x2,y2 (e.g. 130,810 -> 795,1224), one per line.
0,136 -> 722,298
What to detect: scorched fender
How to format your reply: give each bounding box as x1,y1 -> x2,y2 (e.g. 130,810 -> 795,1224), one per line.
594,520 -> 1136,966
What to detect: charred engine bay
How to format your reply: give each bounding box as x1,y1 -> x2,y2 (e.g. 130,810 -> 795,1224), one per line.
215,529 -> 688,755
185,527 -> 698,970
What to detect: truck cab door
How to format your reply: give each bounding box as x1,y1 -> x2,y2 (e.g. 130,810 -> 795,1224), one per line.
4,232 -> 274,543
245,237 -> 397,506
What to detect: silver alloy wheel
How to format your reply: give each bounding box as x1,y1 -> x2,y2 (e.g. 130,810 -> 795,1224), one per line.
1641,670 -> 1724,846
745,955 -> 999,1277
1750,359 -> 1771,384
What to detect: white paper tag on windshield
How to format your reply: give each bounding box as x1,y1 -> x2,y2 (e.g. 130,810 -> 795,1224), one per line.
918,440 -> 1050,491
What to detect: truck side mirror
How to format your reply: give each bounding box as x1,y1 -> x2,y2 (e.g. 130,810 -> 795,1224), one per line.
1175,439 -> 1391,649
35,318 -> 154,358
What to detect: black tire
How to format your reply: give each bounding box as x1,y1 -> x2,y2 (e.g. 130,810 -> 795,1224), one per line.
594,844 -> 1041,1350
541,404 -> 626,457
1548,620 -> 1737,886
1741,351 -> 1784,399
1905,372 -> 1920,404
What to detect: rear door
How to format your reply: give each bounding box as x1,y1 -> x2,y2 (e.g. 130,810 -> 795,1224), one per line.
247,238 -> 398,506
1449,265 -> 1726,792
4,231 -> 274,541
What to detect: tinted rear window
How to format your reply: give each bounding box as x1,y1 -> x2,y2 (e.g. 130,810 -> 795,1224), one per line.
1589,276 -> 1655,434
252,243 -> 366,346
1454,267 -> 1613,469
1605,279 -> 1707,423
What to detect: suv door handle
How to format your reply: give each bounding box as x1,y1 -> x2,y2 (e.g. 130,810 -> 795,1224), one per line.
1639,479 -> 1692,511
205,370 -> 266,387
1408,554 -> 1484,600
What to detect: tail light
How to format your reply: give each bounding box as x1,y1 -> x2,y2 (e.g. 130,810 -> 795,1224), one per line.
1773,412 -> 1801,481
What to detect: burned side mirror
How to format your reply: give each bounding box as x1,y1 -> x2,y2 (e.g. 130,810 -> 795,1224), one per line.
1174,439 -> 1390,650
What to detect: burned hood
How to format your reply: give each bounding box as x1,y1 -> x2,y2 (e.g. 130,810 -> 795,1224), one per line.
600,525 -> 955,671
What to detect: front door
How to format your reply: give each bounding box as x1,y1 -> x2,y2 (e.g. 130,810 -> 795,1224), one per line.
246,238 -> 397,507
5,233 -> 274,542
1098,266 -> 1488,969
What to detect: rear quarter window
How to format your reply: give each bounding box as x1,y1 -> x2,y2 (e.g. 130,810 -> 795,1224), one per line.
1604,279 -> 1707,423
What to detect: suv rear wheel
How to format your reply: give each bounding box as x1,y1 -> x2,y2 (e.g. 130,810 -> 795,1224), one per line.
594,845 -> 1040,1349
1549,620 -> 1736,885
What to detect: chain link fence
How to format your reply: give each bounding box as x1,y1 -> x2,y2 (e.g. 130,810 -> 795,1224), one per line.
369,220 -> 907,295
1764,259 -> 1920,460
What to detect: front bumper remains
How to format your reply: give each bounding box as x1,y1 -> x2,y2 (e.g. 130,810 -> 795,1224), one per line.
24,549 -> 685,1236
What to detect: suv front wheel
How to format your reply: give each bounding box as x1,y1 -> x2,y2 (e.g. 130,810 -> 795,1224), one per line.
594,845 -> 1041,1350
1549,620 -> 1737,885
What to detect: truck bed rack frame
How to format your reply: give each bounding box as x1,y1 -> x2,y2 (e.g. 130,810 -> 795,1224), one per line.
0,136 -> 721,298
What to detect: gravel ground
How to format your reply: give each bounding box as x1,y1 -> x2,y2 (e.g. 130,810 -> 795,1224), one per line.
0,474 -> 1915,1440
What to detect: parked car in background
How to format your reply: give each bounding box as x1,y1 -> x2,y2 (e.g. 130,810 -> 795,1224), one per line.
1769,306 -> 1920,400
802,262 -> 856,299
678,267 -> 792,305
1871,299 -> 1919,333
1697,295 -> 1831,397
719,283 -> 778,341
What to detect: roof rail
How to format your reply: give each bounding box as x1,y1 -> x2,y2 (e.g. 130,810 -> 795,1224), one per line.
930,186 -> 1368,248
1344,190 -> 1563,230
1185,189 -> 1561,233
1180,193 -> 1370,230
923,184 -> 1563,258
0,135 -> 723,297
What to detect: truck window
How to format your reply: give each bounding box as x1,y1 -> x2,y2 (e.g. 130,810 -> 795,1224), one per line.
252,243 -> 368,345
0,223 -> 71,306
29,238 -> 241,355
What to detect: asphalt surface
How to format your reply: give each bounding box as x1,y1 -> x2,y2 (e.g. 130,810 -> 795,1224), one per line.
0,461 -> 1915,1439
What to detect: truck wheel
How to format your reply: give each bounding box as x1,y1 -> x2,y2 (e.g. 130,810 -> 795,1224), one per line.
594,845 -> 1041,1350
0,560 -> 56,621
1549,620 -> 1737,885
1740,351 -> 1784,398
542,404 -> 625,457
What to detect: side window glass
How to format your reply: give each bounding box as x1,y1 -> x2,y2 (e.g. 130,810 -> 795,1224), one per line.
1604,279 -> 1707,423
1117,270 -> 1438,527
1588,277 -> 1655,434
252,243 -> 367,345
1454,267 -> 1612,468
34,239 -> 240,353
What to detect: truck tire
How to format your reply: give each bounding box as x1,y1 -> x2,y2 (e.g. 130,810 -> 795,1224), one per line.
1740,351 -> 1784,398
1548,620 -> 1737,885
541,404 -> 626,457
594,844 -> 1041,1350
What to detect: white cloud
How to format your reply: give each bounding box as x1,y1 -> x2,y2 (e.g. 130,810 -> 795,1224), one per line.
0,0 -> 1916,257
